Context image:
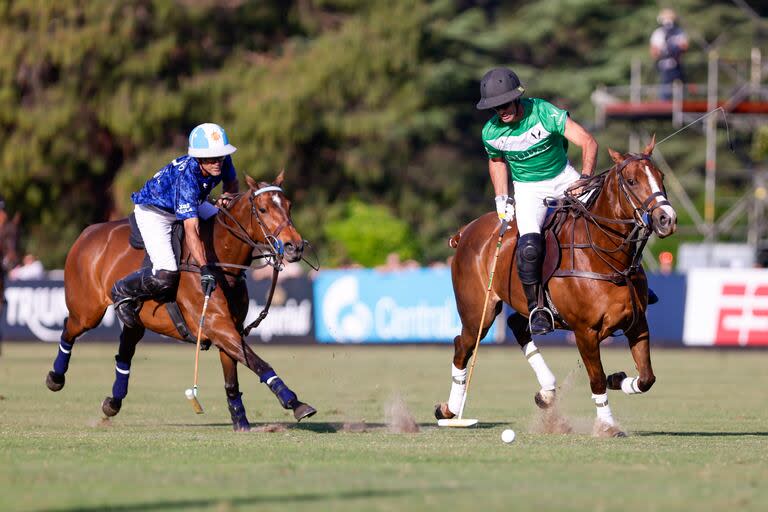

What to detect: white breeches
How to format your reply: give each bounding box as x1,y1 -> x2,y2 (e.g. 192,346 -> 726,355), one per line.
133,202 -> 218,272
513,162 -> 579,235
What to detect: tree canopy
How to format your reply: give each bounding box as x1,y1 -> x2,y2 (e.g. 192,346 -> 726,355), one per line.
1,0 -> 765,268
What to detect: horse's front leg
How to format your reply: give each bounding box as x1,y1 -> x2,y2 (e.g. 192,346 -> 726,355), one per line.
102,325 -> 145,417
574,329 -> 626,437
508,312 -> 557,408
607,316 -> 656,395
214,327 -> 317,422
220,349 -> 250,432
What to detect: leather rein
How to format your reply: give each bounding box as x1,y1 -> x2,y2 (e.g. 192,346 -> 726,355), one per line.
186,185 -> 291,337
550,154 -> 670,332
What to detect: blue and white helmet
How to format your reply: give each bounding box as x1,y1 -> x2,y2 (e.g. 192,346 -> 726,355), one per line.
187,123 -> 237,158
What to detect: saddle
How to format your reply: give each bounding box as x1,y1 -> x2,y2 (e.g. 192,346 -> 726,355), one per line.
127,214 -> 206,348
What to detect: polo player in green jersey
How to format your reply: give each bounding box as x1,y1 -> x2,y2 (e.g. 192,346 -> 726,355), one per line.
477,67 -> 598,335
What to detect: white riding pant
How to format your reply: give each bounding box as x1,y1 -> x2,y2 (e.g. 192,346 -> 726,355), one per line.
513,162 -> 580,236
133,202 -> 218,272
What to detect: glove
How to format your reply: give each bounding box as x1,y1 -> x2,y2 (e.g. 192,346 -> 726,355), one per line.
495,195 -> 515,221
200,265 -> 216,297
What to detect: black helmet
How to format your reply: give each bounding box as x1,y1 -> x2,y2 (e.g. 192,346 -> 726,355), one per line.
476,67 -> 525,110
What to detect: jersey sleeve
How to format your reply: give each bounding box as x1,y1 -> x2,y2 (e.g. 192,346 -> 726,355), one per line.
175,172 -> 200,220
537,100 -> 568,135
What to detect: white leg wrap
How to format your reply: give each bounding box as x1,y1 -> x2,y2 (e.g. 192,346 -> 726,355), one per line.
620,376 -> 643,395
447,364 -> 467,415
522,342 -> 556,391
592,393 -> 616,426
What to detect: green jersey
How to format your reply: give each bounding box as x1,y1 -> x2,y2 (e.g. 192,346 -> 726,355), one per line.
482,98 -> 569,182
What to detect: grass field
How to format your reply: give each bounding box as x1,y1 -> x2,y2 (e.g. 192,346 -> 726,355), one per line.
1,341 -> 766,512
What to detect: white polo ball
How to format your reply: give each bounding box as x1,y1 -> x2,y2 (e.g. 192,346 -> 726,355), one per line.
185,388 -> 194,399
501,429 -> 516,443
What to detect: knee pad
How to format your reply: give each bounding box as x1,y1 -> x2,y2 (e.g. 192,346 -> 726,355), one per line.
517,233 -> 543,284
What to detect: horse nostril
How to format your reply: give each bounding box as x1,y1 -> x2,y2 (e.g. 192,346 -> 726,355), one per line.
659,215 -> 670,227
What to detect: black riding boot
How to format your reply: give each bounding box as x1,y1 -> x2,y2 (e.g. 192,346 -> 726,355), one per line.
522,282 -> 553,335
111,268 -> 179,329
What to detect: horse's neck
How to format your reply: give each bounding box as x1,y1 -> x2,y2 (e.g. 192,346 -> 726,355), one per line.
208,206 -> 255,267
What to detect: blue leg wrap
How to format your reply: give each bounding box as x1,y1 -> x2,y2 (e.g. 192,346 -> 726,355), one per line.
111,360 -> 131,400
261,371 -> 298,409
227,393 -> 250,431
53,340 -> 74,375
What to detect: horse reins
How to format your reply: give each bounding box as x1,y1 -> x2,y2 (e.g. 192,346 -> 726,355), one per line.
552,154 -> 667,333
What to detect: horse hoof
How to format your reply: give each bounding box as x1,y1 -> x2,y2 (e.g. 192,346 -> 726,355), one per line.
534,389 -> 556,409
606,372 -> 627,390
613,430 -> 628,438
101,396 -> 122,417
434,403 -> 455,420
46,371 -> 65,392
293,402 -> 317,422
233,421 -> 251,432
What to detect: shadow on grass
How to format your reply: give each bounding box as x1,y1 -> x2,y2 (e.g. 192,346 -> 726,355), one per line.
39,487 -> 444,512
163,421 -> 509,432
636,431 -> 768,437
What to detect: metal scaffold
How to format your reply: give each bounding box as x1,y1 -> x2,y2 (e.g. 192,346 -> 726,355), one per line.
591,47 -> 768,268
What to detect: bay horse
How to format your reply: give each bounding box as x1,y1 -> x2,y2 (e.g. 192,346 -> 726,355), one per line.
45,172 -> 317,430
436,138 -> 677,436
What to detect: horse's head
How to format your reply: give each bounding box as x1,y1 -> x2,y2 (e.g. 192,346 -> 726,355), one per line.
607,136 -> 677,238
241,172 -> 305,263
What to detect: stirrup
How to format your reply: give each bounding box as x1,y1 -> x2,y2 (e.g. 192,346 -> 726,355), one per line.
528,307 -> 554,335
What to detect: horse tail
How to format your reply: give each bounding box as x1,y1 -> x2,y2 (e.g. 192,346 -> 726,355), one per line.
448,229 -> 462,249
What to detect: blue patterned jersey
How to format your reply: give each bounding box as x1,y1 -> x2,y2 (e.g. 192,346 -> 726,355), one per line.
131,155 -> 236,220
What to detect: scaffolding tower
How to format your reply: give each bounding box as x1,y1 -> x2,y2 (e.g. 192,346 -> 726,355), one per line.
591,48 -> 768,267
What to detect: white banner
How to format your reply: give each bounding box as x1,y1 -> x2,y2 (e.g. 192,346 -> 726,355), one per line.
683,269 -> 768,346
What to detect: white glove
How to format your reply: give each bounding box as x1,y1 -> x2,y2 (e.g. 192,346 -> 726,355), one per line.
495,195 -> 515,221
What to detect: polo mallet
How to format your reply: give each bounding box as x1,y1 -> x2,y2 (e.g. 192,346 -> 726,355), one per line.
439,219 -> 509,427
185,293 -> 211,414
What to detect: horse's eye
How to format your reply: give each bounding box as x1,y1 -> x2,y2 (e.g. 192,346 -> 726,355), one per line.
259,207 -> 267,214
627,178 -> 636,186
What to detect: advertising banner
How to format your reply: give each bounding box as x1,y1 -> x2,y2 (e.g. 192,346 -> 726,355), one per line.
313,268 -> 502,344
683,269 -> 768,346
2,277 -> 314,344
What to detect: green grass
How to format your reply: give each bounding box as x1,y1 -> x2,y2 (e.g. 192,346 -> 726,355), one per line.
1,342 -> 766,512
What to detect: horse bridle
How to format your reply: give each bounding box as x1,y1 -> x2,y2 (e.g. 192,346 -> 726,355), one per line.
554,154 -> 669,334
614,154 -> 671,230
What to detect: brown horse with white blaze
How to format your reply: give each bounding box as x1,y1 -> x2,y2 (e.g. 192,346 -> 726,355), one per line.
436,138 -> 676,435
46,173 -> 316,430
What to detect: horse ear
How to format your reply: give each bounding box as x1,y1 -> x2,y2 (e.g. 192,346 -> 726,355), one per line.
643,134 -> 656,155
275,169 -> 285,187
245,175 -> 258,189
608,148 -> 624,164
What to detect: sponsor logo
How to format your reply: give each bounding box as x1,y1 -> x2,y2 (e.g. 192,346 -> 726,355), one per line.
318,274 -> 463,343
4,286 -> 117,342
244,298 -> 312,342
715,283 -> 768,345
177,203 -> 193,214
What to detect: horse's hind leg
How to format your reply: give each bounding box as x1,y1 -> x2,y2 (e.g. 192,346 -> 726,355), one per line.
508,312 -> 557,409
102,325 -> 145,417
607,317 -> 656,395
435,299 -> 503,420
220,349 -> 251,432
46,306 -> 108,392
